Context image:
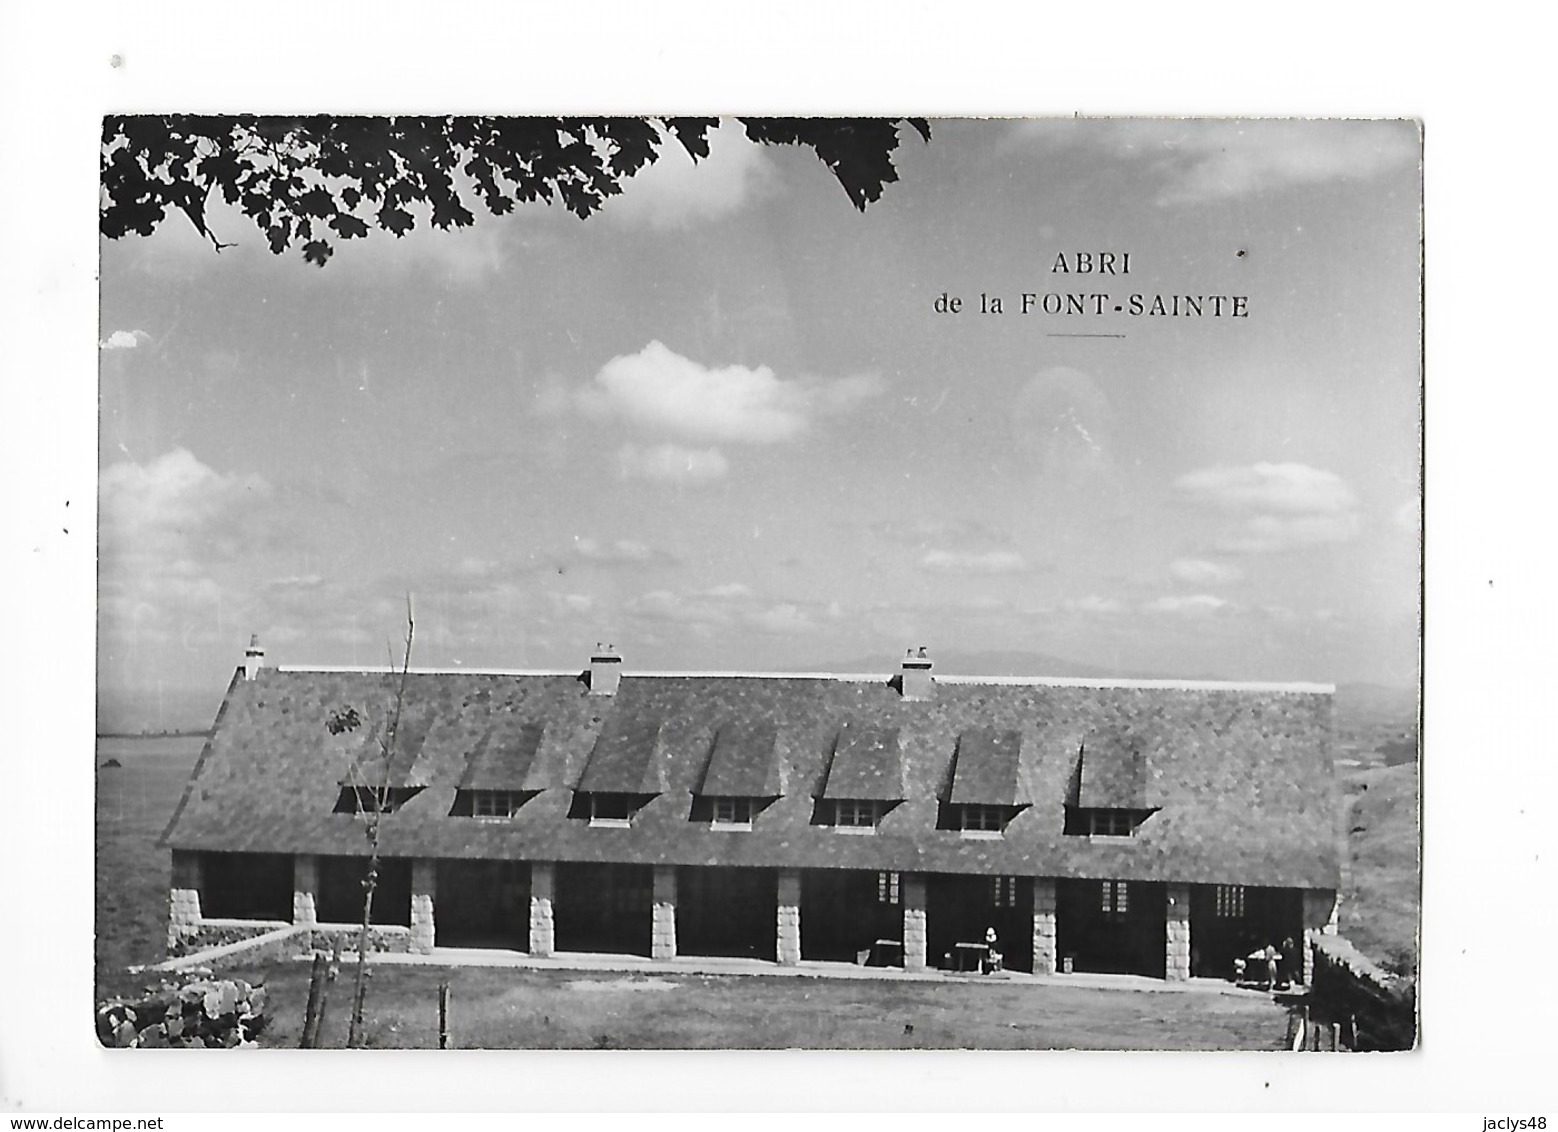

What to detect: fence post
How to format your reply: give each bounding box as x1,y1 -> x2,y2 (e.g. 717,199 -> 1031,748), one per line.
439,980 -> 451,1050
299,951 -> 328,1048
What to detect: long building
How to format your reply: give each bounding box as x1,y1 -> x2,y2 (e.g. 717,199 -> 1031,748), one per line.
159,641 -> 1342,982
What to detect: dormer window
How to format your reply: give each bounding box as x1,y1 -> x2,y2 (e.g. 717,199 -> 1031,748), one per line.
333,785 -> 423,815
1064,806 -> 1152,837
819,797 -> 891,832
938,801 -> 1021,837
450,789 -> 536,819
568,791 -> 652,828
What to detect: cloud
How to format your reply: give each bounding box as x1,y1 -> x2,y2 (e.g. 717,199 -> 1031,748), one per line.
100,448 -> 272,562
1213,513 -> 1362,554
98,449 -> 274,648
99,329 -> 149,350
1010,119 -> 1419,205
1177,462 -> 1361,554
1169,558 -> 1244,586
617,442 -> 729,484
1176,463 -> 1356,514
743,603 -> 819,635
921,549 -> 1030,575
1067,594 -> 1127,615
1143,594 -> 1229,616
607,121 -> 775,230
1145,119 -> 1421,206
579,340 -> 882,444
573,537 -> 672,566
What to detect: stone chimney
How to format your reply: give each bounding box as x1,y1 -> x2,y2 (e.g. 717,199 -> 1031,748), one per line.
589,643 -> 622,696
244,633 -> 266,680
900,646 -> 933,701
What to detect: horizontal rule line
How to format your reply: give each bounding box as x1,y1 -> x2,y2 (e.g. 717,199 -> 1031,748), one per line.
1047,333 -> 1128,339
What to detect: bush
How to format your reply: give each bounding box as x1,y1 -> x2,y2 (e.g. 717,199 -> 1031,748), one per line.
97,975 -> 268,1048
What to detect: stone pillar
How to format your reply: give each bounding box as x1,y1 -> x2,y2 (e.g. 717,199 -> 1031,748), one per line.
292,854 -> 319,927
651,865 -> 678,960
409,859 -> 437,955
776,869 -> 802,965
902,873 -> 928,971
1301,888 -> 1340,986
529,862 -> 555,956
1031,877 -> 1058,975
1165,883 -> 1191,981
167,850 -> 203,951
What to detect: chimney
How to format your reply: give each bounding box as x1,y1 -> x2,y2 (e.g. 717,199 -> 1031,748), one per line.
589,643 -> 622,696
900,646 -> 933,701
244,633 -> 266,680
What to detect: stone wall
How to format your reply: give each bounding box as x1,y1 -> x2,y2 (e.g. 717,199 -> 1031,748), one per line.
1302,889 -> 1340,986
292,854 -> 318,927
167,888 -> 203,952
902,873 -> 928,971
529,862 -> 555,957
651,865 -> 678,960
410,859 -> 437,955
1031,878 -> 1057,975
776,869 -> 801,966
170,918 -> 288,958
306,924 -> 413,955
167,850 -> 204,952
1164,884 -> 1191,981
1309,933 -> 1416,1050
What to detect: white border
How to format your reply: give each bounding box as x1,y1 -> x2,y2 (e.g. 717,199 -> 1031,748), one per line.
4,0 -> 1551,1117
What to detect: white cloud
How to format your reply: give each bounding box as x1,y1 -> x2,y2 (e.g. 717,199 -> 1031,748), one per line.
1143,594 -> 1228,616
1169,558 -> 1244,586
744,603 -> 818,635
580,340 -> 882,444
921,549 -> 1029,575
1214,512 -> 1363,554
1176,463 -> 1355,513
1177,462 -> 1361,555
1011,119 -> 1419,206
573,537 -> 666,565
1067,594 -> 1126,615
617,442 -> 729,484
98,450 -> 273,648
705,582 -> 753,598
99,329 -> 148,350
607,121 -> 775,230
100,448 -> 272,559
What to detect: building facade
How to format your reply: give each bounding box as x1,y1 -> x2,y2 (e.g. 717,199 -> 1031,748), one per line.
160,644 -> 1342,982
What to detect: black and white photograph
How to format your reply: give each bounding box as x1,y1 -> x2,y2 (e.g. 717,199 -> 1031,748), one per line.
5,5 -> 1554,1118
91,114 -> 1421,1053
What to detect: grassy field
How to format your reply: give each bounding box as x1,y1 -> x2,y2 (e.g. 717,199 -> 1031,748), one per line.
94,734 -> 1416,1046
213,962 -> 1290,1050
95,735 -> 205,999
1339,763 -> 1420,978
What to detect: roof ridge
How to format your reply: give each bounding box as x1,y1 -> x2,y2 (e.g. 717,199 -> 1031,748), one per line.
273,664 -> 1333,694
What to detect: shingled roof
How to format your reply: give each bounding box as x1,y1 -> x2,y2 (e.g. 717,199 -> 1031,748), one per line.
1078,731 -> 1151,809
160,665 -> 1341,888
699,720 -> 783,797
947,728 -> 1028,806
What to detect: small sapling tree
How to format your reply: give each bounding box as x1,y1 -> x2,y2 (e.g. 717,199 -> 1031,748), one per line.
323,597 -> 415,1048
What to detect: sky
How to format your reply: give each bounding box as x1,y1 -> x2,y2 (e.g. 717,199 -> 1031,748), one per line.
97,118 -> 1422,728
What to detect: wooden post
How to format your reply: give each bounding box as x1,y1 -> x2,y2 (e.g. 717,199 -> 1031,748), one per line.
299,951 -> 328,1048
438,980 -> 451,1050
315,936 -> 344,1047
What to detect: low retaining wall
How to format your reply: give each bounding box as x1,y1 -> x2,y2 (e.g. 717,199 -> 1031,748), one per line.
170,919 -> 291,958
304,923 -> 414,955
1308,934 -> 1416,1051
